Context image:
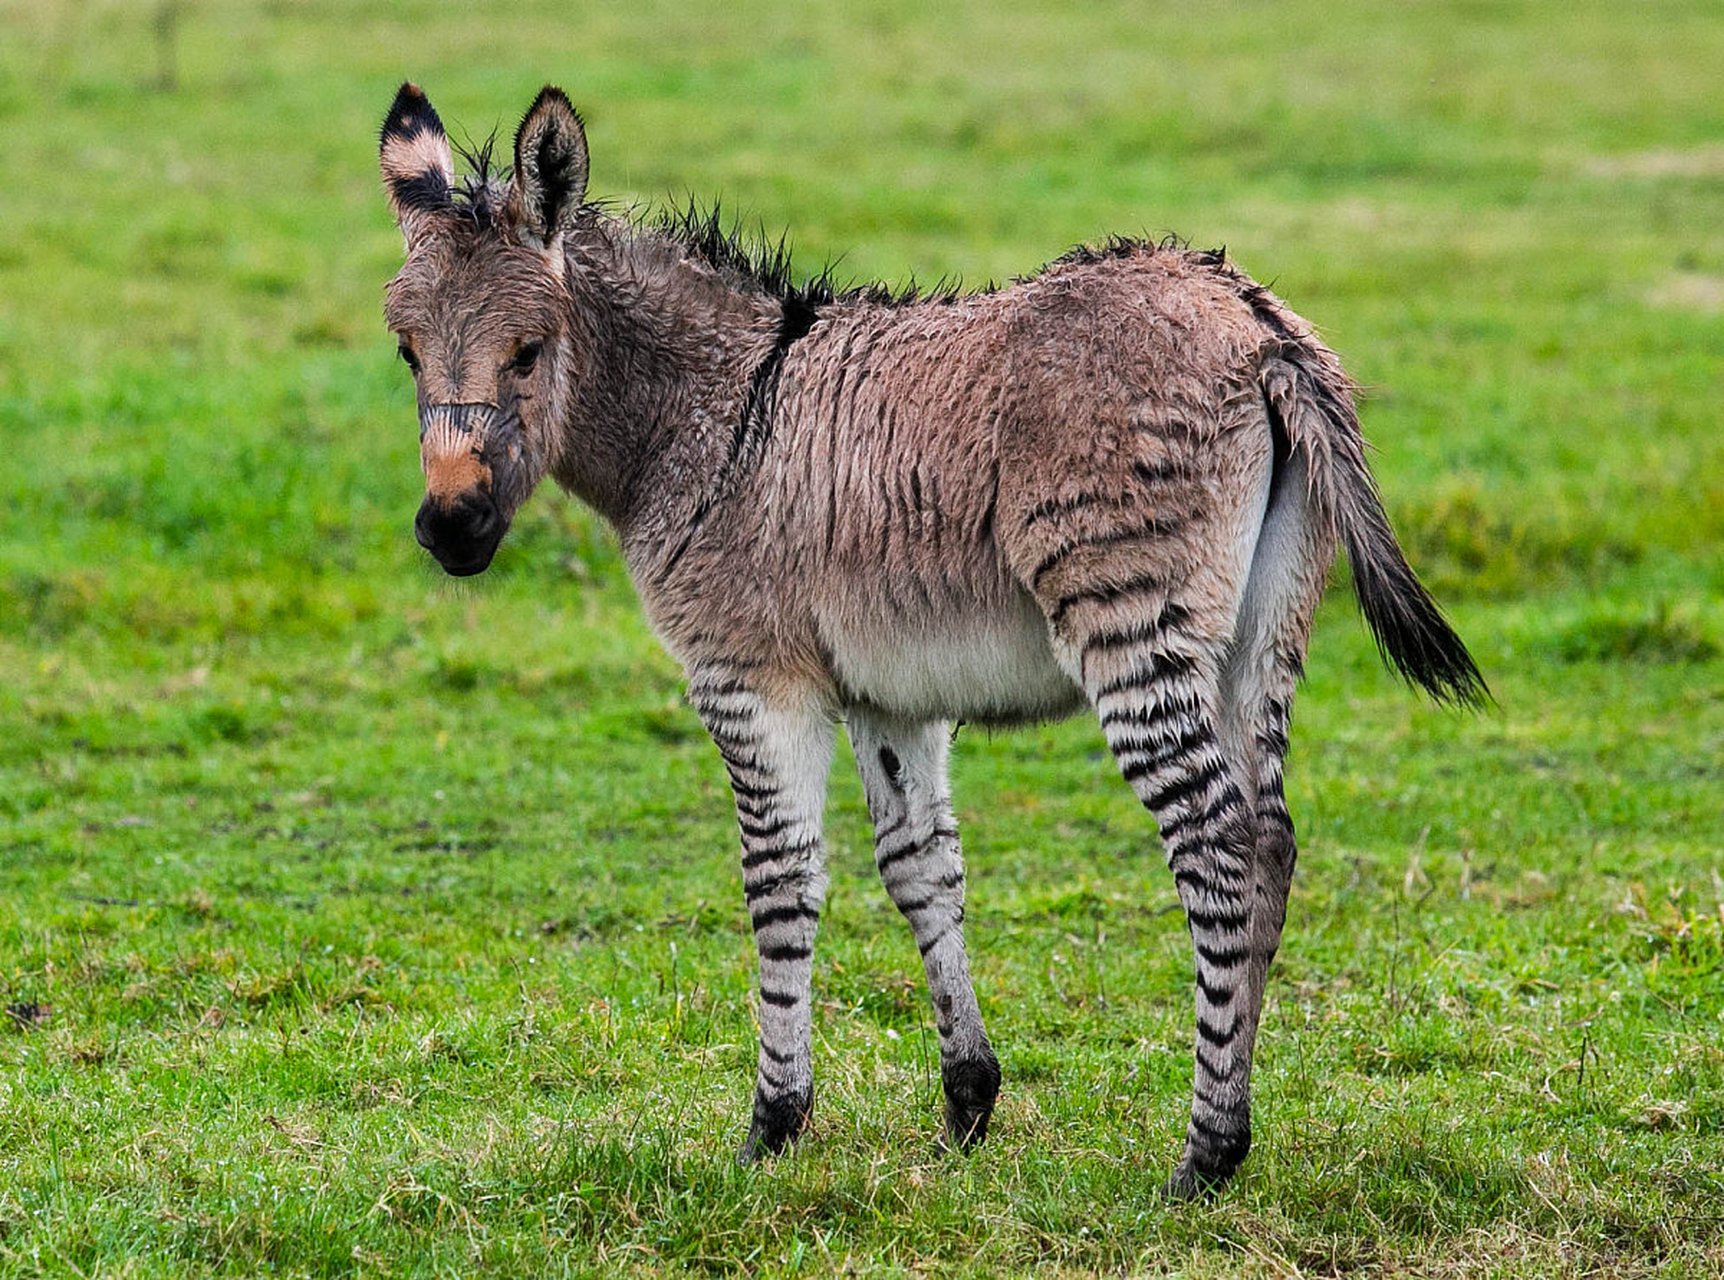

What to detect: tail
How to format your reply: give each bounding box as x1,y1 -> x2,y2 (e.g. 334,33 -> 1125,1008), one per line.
1259,345 -> 1489,709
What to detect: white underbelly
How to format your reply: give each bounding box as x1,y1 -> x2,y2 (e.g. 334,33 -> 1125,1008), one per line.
823,590 -> 1085,726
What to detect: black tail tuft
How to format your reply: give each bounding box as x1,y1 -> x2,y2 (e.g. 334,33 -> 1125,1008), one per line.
1343,503 -> 1491,708
1261,352 -> 1490,710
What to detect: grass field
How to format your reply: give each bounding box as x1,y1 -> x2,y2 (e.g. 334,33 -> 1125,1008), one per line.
2,1 -> 1722,1275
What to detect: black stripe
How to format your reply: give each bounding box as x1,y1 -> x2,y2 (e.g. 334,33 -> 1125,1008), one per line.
732,794 -> 776,822
1048,573 -> 1163,628
1156,786 -> 1247,845
1117,723 -> 1213,785
1195,1045 -> 1231,1079
875,838 -> 926,873
1195,1017 -> 1239,1048
698,704 -> 756,728
1174,868 -> 1210,896
1256,806 -> 1295,835
659,296 -> 819,581
761,1041 -> 795,1065
1091,675 -> 1203,716
727,777 -> 775,804
744,871 -> 800,903
751,903 -> 816,930
689,676 -> 753,701
1196,940 -> 1250,968
1022,491 -> 1107,528
1099,704 -> 1158,732
1186,905 -> 1249,932
760,942 -> 812,963
1195,970 -> 1233,1006
759,986 -> 799,1008
1029,517 -> 1185,586
380,84 -> 446,145
740,837 -> 820,872
388,170 -> 452,214
1078,608 -> 1195,661
738,814 -> 791,842
1188,1111 -> 1242,1147
1146,760 -> 1227,814
1131,458 -> 1193,486
1172,858 -> 1250,898
917,925 -> 954,956
873,812 -> 908,841
707,725 -> 762,756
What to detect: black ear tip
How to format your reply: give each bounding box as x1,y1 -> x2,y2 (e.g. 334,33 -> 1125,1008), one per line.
525,84 -> 582,125
382,80 -> 443,143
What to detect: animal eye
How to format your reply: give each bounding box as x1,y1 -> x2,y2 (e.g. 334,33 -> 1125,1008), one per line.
509,340 -> 543,374
397,342 -> 421,374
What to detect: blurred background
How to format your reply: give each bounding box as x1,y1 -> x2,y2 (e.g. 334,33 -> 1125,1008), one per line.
0,2 -> 1720,1274
2,0 -> 1720,611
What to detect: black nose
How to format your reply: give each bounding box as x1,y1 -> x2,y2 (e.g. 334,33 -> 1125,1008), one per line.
415,492 -> 502,575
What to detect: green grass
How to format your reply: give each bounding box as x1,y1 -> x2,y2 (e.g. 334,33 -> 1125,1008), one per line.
3,1 -> 1723,1275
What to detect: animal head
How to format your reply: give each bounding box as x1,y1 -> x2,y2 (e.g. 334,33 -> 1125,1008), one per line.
379,82 -> 588,575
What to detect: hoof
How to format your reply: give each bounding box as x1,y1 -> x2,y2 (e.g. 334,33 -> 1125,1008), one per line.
1162,1128 -> 1250,1201
737,1088 -> 811,1164
939,1052 -> 1002,1152
1162,1159 -> 1228,1202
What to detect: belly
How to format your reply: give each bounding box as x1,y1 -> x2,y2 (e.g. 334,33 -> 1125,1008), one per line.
821,588 -> 1086,726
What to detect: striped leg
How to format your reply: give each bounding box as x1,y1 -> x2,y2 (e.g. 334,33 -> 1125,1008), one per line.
847,710 -> 1000,1149
1221,469 -> 1331,1108
1222,644 -> 1314,1100
1085,631 -> 1261,1198
1243,686 -> 1297,1041
690,674 -> 834,1163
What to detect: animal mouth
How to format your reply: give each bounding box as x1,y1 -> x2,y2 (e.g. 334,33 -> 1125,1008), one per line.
425,534 -> 502,577
434,550 -> 496,577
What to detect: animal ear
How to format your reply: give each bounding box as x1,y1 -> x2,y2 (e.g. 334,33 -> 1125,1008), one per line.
512,85 -> 589,248
379,82 -> 455,244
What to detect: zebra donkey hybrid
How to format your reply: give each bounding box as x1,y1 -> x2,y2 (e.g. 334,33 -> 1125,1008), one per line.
379,83 -> 1486,1197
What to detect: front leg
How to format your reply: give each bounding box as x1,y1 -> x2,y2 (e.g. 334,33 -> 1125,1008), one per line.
847,709 -> 1000,1150
690,674 -> 835,1163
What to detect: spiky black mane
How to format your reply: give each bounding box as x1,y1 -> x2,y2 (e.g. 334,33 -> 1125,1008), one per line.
649,198 -> 972,309
449,131 -> 507,228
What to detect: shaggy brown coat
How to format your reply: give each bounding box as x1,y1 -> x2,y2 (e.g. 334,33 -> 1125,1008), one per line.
379,83 -> 1483,1197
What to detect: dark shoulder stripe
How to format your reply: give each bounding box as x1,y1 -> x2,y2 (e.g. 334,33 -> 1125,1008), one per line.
659,296 -> 821,582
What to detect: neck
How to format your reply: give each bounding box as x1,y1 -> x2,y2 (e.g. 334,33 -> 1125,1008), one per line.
551,217 -> 787,532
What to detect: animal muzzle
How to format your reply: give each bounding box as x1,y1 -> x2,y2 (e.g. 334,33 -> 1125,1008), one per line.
416,402 -> 506,576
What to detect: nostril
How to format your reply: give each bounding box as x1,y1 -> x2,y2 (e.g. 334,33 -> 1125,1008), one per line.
468,502 -> 499,540
414,503 -> 439,551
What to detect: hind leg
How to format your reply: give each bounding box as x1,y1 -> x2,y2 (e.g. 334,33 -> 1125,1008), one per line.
1084,628 -> 1263,1196
1035,551 -> 1265,1191
1000,367 -> 1282,1192
847,709 -> 1000,1149
1220,470 -> 1332,1095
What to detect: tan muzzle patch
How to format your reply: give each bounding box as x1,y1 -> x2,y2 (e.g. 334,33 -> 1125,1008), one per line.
419,403 -> 494,508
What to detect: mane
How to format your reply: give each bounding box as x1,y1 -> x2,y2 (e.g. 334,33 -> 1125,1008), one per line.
647,198 -> 973,309
449,131 -> 508,228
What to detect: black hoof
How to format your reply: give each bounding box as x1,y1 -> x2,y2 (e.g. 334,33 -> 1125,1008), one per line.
940,1051 -> 1002,1152
1162,1127 -> 1250,1201
737,1088 -> 811,1164
1162,1159 -> 1228,1202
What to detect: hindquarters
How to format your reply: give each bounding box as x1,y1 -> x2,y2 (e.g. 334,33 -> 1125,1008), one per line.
993,267 -> 1336,1190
